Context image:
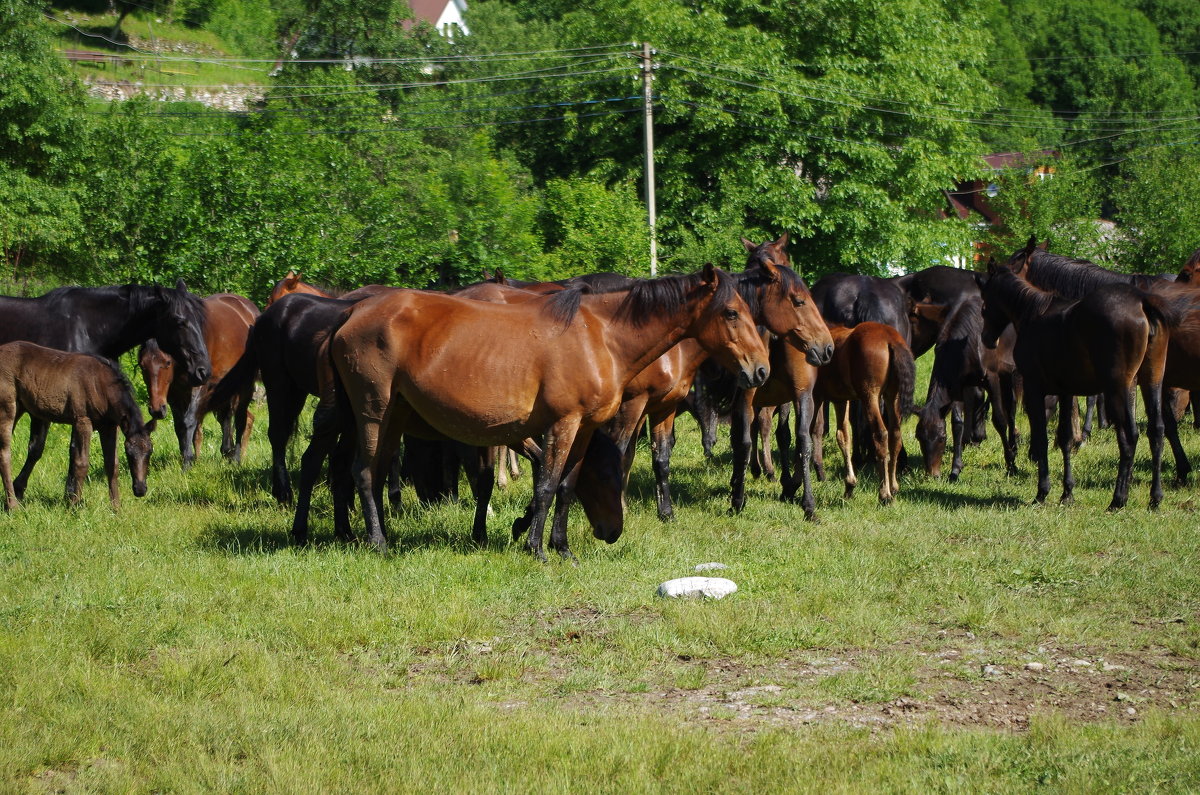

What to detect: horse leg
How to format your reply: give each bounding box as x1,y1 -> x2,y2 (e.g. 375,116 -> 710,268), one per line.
267,390 -> 306,505
988,373 -> 1017,476
98,425 -> 121,510
886,394 -> 903,498
512,452 -> 542,540
756,407 -> 776,482
649,410 -> 678,521
1163,388 -> 1191,486
292,402 -> 342,545
1142,380 -> 1165,509
548,454 -> 586,562
527,420 -> 583,562
1023,388 -> 1051,504
1054,394 -> 1076,505
812,400 -> 828,482
494,446 -> 509,489
468,445 -> 496,546
178,388 -> 204,471
793,391 -> 818,520
66,422 -> 92,505
728,389 -> 755,513
1105,387 -> 1138,511
834,400 -> 857,499
1081,394 -> 1096,443
948,401 -> 965,483
863,392 -> 892,504
13,417 -> 49,500
0,403 -> 17,511
776,401 -> 796,502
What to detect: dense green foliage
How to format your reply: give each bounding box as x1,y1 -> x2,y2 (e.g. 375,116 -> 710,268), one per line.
3,0 -> 1199,298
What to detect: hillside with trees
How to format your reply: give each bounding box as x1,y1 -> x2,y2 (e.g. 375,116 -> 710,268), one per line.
3,0 -> 1198,301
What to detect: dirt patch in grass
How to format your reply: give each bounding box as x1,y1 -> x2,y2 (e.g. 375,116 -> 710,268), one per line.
395,627 -> 1200,733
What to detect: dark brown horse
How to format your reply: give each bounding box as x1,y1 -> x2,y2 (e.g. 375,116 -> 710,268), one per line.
981,259 -> 1181,509
812,323 -> 915,504
139,293 -> 260,470
0,341 -> 151,510
330,265 -> 771,559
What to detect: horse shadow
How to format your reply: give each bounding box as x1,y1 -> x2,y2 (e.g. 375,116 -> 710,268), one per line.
899,484 -> 1025,510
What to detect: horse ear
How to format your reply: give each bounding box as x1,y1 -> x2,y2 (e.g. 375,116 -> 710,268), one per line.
286,269 -> 299,279
986,256 -> 1001,276
775,231 -> 789,249
759,258 -> 782,282
741,237 -> 756,252
701,262 -> 719,290
1023,235 -> 1038,256
1038,239 -> 1049,251
175,278 -> 188,293
494,268 -> 506,285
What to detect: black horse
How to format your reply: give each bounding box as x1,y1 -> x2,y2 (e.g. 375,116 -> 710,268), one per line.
0,281 -> 210,497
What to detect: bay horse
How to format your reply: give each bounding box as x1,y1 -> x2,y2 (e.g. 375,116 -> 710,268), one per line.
980,259 -> 1182,509
812,322 -> 915,504
0,281 -> 209,499
138,293 -> 260,470
914,296 -> 1019,480
330,265 -> 770,559
597,249 -> 833,523
0,342 -> 151,510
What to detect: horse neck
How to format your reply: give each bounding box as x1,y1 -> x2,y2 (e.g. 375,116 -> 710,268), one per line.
99,287 -> 159,357
581,291 -> 707,383
988,273 -> 1057,328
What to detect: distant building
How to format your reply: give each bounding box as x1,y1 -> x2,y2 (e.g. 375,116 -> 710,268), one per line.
943,151 -> 1057,230
405,0 -> 469,36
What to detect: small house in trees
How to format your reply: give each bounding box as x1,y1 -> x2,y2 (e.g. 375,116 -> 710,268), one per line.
405,0 -> 469,36
943,151 -> 1056,230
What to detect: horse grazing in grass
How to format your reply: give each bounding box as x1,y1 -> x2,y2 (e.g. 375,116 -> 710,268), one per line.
0,281 -> 208,500
0,342 -> 151,510
915,296 -> 1020,480
981,258 -> 1183,509
330,264 -> 770,560
139,293 -> 260,470
811,323 -> 915,505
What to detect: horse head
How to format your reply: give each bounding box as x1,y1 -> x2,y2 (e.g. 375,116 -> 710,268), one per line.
152,280 -> 211,387
137,339 -> 174,421
980,258 -> 1012,349
689,264 -> 771,389
741,253 -> 834,367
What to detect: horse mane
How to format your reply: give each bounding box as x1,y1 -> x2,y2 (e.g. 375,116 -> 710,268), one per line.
936,295 -> 983,347
542,269 -> 738,328
989,268 -> 1059,318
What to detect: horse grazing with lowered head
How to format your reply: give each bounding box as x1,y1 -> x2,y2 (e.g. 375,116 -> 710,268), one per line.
0,342 -> 151,510
329,265 -> 770,560
0,281 -> 208,499
139,293 -> 260,470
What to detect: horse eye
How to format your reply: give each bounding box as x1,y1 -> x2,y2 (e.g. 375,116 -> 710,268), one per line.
791,296 -> 805,307
724,309 -> 739,321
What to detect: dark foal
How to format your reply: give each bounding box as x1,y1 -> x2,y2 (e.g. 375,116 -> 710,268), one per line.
0,341 -> 151,510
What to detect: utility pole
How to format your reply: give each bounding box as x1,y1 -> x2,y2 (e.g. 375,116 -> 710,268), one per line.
640,42 -> 657,277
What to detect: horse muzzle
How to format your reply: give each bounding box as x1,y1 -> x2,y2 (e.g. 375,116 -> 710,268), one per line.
149,405 -> 168,420
132,481 -> 148,498
806,342 -> 834,367
739,364 -> 770,389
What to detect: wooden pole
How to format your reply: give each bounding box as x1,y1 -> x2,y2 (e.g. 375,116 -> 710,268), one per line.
640,42 -> 657,277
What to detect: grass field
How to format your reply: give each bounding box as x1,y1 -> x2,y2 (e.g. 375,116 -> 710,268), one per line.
2,363 -> 1200,791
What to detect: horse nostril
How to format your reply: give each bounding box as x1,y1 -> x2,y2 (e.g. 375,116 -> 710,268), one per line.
755,365 -> 768,385
823,344 -> 834,363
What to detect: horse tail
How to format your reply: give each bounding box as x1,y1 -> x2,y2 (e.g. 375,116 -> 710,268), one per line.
208,323 -> 260,408
1140,289 -> 1192,338
890,338 -> 917,417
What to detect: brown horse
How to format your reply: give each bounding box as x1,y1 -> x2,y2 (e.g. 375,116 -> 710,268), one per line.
811,323 -> 915,504
0,341 -> 151,510
139,293 -> 260,470
331,265 -> 770,559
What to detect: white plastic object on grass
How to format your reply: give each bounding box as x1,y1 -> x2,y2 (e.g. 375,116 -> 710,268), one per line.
694,562 -> 728,572
657,577 -> 738,599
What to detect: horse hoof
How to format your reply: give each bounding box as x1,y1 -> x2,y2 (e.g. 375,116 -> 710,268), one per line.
1148,499 -> 1162,512
1106,502 -> 1125,513
948,472 -> 960,483
1059,495 -> 1074,506
658,511 -> 675,523
804,509 -> 819,523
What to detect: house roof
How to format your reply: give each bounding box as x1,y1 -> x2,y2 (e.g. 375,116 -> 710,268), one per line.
404,0 -> 468,33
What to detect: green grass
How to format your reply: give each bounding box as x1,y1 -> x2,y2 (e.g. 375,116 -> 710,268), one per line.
2,362 -> 1200,790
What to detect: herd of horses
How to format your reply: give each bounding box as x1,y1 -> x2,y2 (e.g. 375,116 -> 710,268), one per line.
4,235 -> 1200,561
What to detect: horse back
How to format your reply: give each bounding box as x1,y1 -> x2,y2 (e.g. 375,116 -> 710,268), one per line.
0,341 -> 128,424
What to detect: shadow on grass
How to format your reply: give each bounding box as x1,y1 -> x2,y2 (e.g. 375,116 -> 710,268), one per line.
898,485 -> 1025,510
